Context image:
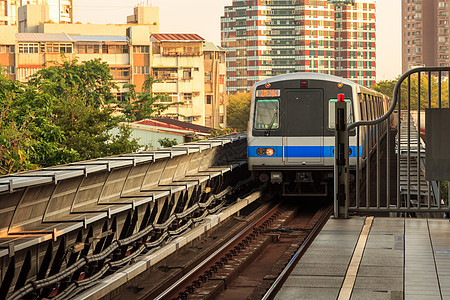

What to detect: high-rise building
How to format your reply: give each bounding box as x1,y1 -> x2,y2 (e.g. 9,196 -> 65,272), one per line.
0,0 -> 73,25
402,0 -> 450,73
221,0 -> 376,93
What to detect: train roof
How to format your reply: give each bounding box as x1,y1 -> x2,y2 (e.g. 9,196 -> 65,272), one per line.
252,72 -> 383,97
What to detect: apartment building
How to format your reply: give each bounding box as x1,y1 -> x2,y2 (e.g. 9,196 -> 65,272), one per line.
1,6 -> 226,128
13,33 -> 132,87
0,26 -> 16,80
402,0 -> 450,72
0,30 -> 226,128
150,34 -> 227,128
0,0 -> 72,25
221,0 -> 376,93
203,42 -> 227,128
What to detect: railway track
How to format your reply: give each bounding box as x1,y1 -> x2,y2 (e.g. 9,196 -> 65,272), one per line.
129,198 -> 332,300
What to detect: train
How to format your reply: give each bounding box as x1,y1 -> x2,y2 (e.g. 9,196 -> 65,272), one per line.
247,72 -> 388,196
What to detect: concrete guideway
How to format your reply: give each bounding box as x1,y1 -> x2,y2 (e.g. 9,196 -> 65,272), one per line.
276,216 -> 450,300
0,133 -> 248,299
74,191 -> 262,300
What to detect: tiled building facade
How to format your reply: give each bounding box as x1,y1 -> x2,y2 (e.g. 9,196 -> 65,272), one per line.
402,0 -> 450,72
221,0 -> 376,93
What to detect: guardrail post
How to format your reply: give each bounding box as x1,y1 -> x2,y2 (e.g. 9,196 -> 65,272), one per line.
334,94 -> 350,218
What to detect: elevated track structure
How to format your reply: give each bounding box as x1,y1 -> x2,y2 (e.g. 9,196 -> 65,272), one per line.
0,134 -> 249,299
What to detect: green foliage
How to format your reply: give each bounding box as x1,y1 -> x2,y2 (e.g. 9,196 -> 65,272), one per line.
120,76 -> 183,122
370,79 -> 397,99
28,58 -> 141,162
0,95 -> 35,174
0,59 -> 142,175
371,75 -> 450,110
209,127 -> 236,138
28,58 -> 117,107
442,181 -> 449,204
158,138 -> 178,148
226,92 -> 251,132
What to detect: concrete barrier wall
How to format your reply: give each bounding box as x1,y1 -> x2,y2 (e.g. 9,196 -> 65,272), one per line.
0,134 -> 248,298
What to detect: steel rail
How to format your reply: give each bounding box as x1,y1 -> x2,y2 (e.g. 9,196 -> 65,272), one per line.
261,205 -> 333,300
154,192 -> 277,300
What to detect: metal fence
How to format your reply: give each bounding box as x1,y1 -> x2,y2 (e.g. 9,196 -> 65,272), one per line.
335,67 -> 450,217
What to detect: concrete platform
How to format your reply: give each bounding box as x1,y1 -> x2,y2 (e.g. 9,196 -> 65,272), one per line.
276,217 -> 450,300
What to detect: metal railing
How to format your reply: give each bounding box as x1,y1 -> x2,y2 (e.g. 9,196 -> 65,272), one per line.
335,67 -> 450,217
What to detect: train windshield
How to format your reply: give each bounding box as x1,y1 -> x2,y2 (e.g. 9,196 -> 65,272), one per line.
254,99 -> 279,130
328,98 -> 353,129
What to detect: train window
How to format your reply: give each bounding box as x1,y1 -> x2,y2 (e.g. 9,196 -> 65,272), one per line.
360,102 -> 365,121
254,99 -> 279,130
371,96 -> 377,119
368,95 -> 374,120
359,94 -> 366,121
328,98 -> 353,129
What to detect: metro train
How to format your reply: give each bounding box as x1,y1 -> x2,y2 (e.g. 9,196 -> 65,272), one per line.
247,72 -> 388,196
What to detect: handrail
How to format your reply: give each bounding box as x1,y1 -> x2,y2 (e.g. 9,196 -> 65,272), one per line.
347,66 -> 450,131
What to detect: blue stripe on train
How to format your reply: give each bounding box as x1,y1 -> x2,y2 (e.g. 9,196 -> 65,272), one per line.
248,146 -> 361,158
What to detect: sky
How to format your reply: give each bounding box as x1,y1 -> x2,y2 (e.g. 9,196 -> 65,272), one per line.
74,0 -> 401,82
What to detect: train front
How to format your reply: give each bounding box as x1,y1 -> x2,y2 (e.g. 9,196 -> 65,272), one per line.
247,73 -> 355,197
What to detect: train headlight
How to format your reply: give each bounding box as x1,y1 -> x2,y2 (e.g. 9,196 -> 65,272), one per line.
256,148 -> 266,156
266,148 -> 275,156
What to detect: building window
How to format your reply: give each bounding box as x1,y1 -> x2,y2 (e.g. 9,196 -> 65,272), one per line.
153,68 -> 178,80
183,93 -> 192,102
205,52 -> 213,59
77,44 -> 100,54
205,72 -> 212,82
133,66 -> 150,74
116,92 -> 126,102
163,45 -> 201,56
133,45 -> 149,53
110,67 -> 130,78
19,43 -> 39,53
2,66 -> 15,74
182,68 -> 192,80
45,43 -> 73,53
206,95 -> 212,104
0,45 -> 14,53
102,44 -> 129,54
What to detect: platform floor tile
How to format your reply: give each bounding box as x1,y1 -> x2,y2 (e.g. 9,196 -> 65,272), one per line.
275,287 -> 340,300
351,289 -> 402,300
277,217 -> 450,300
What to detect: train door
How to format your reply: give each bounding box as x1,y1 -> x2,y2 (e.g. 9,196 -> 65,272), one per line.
283,90 -> 324,165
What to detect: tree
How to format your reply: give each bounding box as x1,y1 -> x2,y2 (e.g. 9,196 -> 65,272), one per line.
0,68 -> 77,174
371,75 -> 449,110
120,76 -> 183,122
27,58 -> 140,163
371,79 -> 397,100
226,92 -> 251,132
